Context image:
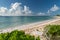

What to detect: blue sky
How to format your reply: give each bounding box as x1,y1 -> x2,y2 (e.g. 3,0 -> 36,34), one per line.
0,0 -> 60,16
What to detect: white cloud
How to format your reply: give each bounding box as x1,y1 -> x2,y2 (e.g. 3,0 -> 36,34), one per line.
0,7 -> 8,16
11,2 -> 21,10
47,4 -> 59,14
8,2 -> 23,16
23,6 -> 32,16
0,2 -> 32,16
37,12 -> 45,16
50,4 -> 59,11
0,7 -> 7,13
47,10 -> 50,13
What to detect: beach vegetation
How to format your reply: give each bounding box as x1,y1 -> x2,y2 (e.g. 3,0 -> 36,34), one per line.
45,25 -> 60,40
56,14 -> 60,16
36,36 -> 40,40
0,30 -> 40,40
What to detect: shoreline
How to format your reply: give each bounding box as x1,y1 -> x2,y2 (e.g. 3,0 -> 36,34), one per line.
0,17 -> 60,33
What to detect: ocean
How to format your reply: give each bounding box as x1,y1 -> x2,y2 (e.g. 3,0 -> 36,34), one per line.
0,16 -> 53,29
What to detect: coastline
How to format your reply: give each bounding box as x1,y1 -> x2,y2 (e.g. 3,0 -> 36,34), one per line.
0,17 -> 60,40
0,17 -> 60,33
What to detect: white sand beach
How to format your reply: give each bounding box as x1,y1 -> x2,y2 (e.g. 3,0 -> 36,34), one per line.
0,17 -> 60,40
0,18 -> 60,33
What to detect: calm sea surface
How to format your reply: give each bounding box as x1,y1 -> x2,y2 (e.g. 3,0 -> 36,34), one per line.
0,16 -> 53,29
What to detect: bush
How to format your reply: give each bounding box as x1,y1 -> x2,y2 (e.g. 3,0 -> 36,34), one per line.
0,30 -> 40,40
45,25 -> 60,40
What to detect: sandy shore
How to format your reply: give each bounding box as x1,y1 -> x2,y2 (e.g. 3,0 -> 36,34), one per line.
0,18 -> 60,33
0,17 -> 60,40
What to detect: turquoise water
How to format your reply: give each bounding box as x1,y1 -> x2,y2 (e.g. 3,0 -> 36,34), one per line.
0,16 -> 53,29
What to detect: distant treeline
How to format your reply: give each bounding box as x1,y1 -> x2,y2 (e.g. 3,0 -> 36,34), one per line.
56,15 -> 60,16
0,30 -> 40,40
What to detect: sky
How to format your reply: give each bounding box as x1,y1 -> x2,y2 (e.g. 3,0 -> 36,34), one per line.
0,0 -> 60,16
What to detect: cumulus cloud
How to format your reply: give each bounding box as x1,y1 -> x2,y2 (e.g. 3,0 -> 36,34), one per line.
37,12 -> 45,16
23,6 -> 32,16
37,4 -> 59,16
0,2 -> 32,16
47,4 -> 59,13
0,3 -> 59,16
8,2 -> 23,16
0,7 -> 8,16
50,4 -> 59,11
0,7 -> 7,13
47,10 -> 51,13
11,2 -> 21,10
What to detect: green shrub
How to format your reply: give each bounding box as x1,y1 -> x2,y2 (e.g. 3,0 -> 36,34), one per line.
46,25 -> 60,40
36,36 -> 40,40
0,30 -> 40,40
